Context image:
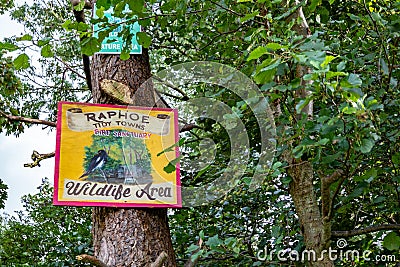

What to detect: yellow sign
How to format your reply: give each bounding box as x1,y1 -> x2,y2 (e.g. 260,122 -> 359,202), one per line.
53,102 -> 181,207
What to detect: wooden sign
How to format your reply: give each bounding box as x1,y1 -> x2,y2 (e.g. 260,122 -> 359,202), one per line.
53,102 -> 181,207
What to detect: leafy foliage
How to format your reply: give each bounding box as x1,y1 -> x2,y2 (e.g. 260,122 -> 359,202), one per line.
0,179 -> 92,266
0,179 -> 8,210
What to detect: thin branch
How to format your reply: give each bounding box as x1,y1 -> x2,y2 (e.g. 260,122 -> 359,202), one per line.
24,151 -> 56,168
0,110 -> 56,127
55,56 -> 86,80
152,75 -> 190,100
76,254 -> 109,267
180,123 -> 201,133
332,224 -> 400,238
70,0 -> 92,92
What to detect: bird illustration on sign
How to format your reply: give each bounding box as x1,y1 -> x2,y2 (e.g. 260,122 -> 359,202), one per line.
79,149 -> 108,183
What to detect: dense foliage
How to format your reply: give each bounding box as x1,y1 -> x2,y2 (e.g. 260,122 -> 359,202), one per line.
0,0 -> 399,266
0,180 -> 91,266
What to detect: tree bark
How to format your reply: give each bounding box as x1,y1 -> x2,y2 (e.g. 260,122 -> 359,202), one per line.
90,51 -> 176,266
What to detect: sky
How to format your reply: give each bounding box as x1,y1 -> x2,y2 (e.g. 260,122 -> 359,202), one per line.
0,6 -> 56,214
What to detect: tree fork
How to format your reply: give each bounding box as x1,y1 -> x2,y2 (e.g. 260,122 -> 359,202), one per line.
90,52 -> 176,266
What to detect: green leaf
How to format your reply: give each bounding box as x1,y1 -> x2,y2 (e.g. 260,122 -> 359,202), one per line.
120,50 -> 130,60
321,55 -> 336,68
73,0 -> 85,11
96,0 -> 111,10
16,34 -> 32,41
62,20 -> 72,30
80,37 -> 100,56
40,44 -> 54,58
265,42 -> 286,51
136,32 -> 151,48
392,152 -> 400,166
199,230 -> 205,240
383,232 -> 400,251
247,46 -> 268,61
37,38 -> 51,47
13,53 -> 30,70
186,244 -> 199,253
326,71 -> 346,79
205,235 -> 222,247
128,0 -> 145,13
0,42 -> 18,51
96,6 -> 105,19
356,138 -> 375,154
379,58 -> 389,75
347,73 -> 362,87
163,162 -> 176,173
295,98 -> 312,114
240,11 -> 259,23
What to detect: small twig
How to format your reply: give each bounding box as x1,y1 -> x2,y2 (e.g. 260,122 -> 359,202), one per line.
24,151 -> 56,168
150,251 -> 168,267
76,254 -> 109,267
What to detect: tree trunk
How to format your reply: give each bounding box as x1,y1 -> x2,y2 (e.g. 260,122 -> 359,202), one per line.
285,2 -> 333,266
90,51 -> 177,266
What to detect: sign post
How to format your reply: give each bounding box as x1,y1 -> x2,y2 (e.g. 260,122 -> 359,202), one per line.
53,102 -> 181,208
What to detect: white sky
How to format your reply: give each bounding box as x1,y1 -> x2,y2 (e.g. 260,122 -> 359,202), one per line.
0,7 -> 56,214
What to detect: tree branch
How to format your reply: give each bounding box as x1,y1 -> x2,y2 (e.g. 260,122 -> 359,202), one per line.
70,0 -> 92,92
150,251 -> 168,267
0,110 -> 56,127
76,254 -> 109,267
180,123 -> 201,133
332,224 -> 400,238
321,170 -> 343,218
24,150 -> 55,168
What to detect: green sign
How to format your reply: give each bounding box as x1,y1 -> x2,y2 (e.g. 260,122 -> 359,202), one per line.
93,6 -> 142,54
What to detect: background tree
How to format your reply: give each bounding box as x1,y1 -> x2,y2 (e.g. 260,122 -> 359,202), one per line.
0,0 -> 399,266
0,179 -> 92,266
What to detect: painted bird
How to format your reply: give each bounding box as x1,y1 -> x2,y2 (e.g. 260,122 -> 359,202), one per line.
79,149 -> 108,183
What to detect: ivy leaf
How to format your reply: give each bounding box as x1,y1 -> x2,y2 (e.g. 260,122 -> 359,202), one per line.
13,53 -> 30,70
41,44 -> 54,58
383,232 -> 400,251
136,32 -> 151,48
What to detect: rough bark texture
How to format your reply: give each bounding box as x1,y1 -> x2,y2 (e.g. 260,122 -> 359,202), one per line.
90,51 -> 176,267
287,161 -> 333,267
